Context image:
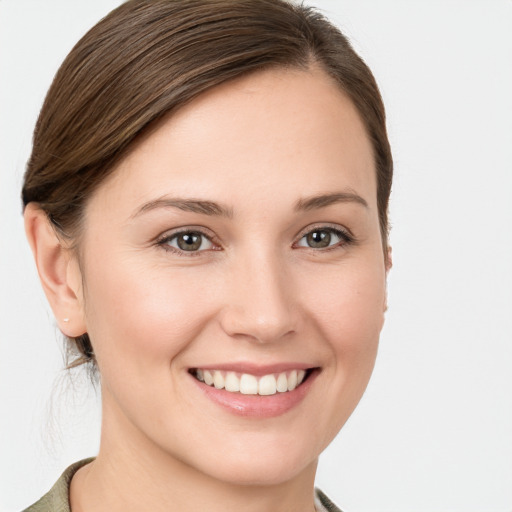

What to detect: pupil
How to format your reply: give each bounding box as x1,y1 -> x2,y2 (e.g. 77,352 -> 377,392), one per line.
308,230 -> 330,248
178,233 -> 201,251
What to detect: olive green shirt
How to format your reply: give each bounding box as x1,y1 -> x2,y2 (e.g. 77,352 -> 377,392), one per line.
23,459 -> 341,512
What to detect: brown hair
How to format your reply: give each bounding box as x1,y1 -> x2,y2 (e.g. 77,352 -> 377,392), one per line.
22,0 -> 393,368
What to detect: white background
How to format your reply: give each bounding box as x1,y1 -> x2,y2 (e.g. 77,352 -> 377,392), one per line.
1,1 -> 511,511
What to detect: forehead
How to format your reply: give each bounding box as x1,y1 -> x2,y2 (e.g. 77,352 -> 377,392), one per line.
90,66 -> 376,218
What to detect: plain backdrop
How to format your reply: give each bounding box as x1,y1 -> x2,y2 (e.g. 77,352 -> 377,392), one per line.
1,1 -> 511,511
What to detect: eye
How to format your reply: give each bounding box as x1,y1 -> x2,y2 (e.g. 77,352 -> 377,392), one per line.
159,230 -> 214,253
296,227 -> 352,249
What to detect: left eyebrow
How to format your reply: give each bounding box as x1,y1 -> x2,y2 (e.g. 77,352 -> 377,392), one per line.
130,196 -> 233,219
294,190 -> 369,211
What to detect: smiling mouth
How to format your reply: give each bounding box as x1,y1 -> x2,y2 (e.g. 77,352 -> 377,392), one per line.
190,368 -> 313,396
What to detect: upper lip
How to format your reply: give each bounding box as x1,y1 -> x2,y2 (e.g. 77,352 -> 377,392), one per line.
189,362 -> 318,376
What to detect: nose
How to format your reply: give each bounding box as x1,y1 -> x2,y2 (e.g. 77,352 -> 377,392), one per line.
219,250 -> 299,344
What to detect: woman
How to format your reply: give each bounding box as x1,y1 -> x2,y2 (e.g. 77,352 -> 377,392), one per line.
21,0 -> 392,510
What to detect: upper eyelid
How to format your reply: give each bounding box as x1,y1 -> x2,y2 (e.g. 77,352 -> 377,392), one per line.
156,226 -> 218,243
294,222 -> 353,240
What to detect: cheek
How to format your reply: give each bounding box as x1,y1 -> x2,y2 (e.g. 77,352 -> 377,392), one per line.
292,257 -> 386,449
306,258 -> 384,395
303,259 -> 386,352
81,252 -> 217,374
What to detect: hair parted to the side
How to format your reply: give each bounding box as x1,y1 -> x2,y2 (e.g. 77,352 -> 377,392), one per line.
22,0 -> 393,369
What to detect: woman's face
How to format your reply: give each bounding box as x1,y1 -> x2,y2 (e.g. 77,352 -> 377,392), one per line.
74,67 -> 388,485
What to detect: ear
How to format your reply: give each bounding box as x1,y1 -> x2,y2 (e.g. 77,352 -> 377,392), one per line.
24,204 -> 87,337
384,246 -> 393,312
385,246 -> 393,274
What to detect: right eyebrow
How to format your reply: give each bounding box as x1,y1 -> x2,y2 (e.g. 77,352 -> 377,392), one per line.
130,197 -> 233,219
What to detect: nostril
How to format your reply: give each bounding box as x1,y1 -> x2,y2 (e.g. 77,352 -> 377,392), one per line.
219,309 -> 298,344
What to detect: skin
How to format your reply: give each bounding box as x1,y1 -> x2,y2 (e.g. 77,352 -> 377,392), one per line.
25,66 -> 390,512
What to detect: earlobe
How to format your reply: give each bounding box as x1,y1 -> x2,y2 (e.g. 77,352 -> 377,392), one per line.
24,204 -> 86,337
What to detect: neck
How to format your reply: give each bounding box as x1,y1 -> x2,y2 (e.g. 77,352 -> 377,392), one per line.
70,396 -> 318,512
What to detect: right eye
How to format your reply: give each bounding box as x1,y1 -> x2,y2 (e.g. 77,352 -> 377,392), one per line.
159,230 -> 215,254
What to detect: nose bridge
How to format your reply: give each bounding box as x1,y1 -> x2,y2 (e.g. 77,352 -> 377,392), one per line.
220,244 -> 297,343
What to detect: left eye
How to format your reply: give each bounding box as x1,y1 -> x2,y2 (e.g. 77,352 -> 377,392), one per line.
163,231 -> 214,252
296,228 -> 347,249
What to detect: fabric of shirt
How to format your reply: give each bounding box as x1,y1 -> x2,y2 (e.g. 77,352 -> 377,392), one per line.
22,458 -> 342,512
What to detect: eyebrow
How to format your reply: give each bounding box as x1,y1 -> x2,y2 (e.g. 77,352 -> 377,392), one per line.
132,190 -> 367,219
294,190 -> 369,211
131,197 -> 233,219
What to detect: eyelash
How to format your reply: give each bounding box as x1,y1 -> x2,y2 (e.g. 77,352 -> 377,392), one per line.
156,228 -> 219,257
156,225 -> 355,256
294,225 -> 355,251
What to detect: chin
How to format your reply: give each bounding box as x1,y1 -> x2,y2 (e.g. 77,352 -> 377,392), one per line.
203,453 -> 316,487
179,431 -> 321,487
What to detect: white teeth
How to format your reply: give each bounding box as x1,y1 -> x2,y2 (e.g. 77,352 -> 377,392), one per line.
240,373 -> 259,394
203,370 -> 214,386
276,372 -> 288,392
213,370 -> 224,389
225,372 -> 240,392
258,374 -> 277,395
287,370 -> 298,391
194,368 -> 310,395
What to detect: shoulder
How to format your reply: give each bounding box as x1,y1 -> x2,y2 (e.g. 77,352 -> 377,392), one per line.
315,488 -> 344,512
22,458 -> 94,512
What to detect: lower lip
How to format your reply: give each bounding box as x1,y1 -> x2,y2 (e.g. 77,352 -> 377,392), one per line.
191,370 -> 319,418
